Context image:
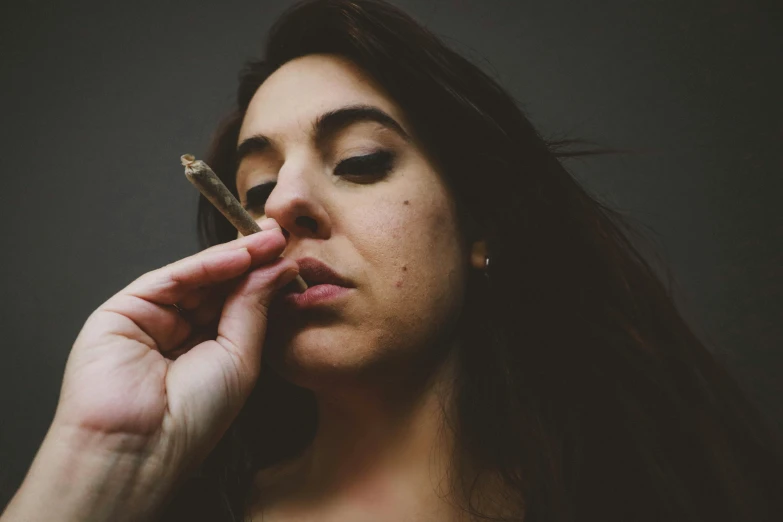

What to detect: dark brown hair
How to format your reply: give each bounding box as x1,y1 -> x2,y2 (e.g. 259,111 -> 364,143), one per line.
158,1 -> 783,520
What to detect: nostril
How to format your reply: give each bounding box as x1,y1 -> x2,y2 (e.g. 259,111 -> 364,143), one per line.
295,215 -> 318,233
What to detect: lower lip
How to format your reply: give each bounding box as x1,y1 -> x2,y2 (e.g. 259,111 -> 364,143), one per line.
280,284 -> 352,309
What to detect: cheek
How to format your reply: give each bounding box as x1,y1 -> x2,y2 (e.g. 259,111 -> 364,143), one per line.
355,193 -> 462,299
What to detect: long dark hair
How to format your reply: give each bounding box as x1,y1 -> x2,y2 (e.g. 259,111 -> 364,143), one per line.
157,1 -> 783,520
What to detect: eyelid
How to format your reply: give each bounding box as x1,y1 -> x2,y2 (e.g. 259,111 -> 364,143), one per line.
334,149 -> 396,178
243,181 -> 276,210
336,148 -> 394,164
242,148 -> 394,205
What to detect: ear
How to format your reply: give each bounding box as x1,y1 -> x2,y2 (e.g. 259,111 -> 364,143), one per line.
470,239 -> 488,270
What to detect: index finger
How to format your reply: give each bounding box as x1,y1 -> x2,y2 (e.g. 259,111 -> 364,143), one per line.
198,217 -> 282,257
123,227 -> 287,306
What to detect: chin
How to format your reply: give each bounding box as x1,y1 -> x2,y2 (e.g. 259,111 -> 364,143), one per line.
263,321 -> 376,390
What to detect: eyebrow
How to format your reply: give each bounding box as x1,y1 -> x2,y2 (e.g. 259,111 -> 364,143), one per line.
235,104 -> 411,166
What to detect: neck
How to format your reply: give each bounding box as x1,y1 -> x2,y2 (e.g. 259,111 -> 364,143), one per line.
255,350 -> 469,521
309,356 -> 456,498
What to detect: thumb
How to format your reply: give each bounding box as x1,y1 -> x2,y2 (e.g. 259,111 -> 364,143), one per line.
162,258 -> 299,453
215,257 -> 299,389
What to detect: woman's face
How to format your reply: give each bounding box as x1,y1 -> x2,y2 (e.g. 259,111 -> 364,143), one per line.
235,54 -> 469,388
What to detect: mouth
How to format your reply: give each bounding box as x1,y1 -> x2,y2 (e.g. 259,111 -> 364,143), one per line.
274,256 -> 355,310
300,257 -> 352,287
280,256 -> 354,295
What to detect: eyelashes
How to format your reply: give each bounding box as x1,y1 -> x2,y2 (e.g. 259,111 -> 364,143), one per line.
333,149 -> 395,177
244,183 -> 275,213
243,149 -> 396,212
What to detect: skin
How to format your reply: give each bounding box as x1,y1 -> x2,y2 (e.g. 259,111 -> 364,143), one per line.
0,51 -> 501,522
234,54 -> 489,521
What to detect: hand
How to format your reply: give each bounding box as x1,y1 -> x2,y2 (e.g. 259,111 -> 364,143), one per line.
1,219 -> 299,522
53,219 -> 298,483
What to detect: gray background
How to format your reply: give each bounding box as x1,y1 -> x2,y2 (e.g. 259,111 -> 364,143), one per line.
1,0 -> 780,508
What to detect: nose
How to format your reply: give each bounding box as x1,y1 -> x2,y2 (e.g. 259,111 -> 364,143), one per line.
261,160 -> 331,241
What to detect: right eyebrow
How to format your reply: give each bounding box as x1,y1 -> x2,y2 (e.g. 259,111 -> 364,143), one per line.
235,103 -> 411,166
235,135 -> 272,166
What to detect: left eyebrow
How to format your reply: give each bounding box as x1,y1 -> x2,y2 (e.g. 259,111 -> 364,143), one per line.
235,104 -> 412,166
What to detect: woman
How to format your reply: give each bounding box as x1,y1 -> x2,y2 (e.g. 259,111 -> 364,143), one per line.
3,0 -> 781,521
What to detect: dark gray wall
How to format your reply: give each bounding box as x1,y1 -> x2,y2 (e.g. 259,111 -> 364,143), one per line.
1,0 -> 780,508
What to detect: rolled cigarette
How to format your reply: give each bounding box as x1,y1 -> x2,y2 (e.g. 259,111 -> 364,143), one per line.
180,154 -> 308,292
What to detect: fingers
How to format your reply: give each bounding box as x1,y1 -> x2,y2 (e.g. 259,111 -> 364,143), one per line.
124,227 -> 287,307
174,276 -> 239,312
212,257 -> 300,388
92,248 -> 254,353
203,217 -> 282,255
97,293 -> 193,353
86,222 -> 290,355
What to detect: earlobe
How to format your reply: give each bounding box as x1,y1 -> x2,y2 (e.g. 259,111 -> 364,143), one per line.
470,240 -> 488,270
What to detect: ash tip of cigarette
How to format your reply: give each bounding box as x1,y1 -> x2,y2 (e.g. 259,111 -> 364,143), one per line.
180,154 -> 197,167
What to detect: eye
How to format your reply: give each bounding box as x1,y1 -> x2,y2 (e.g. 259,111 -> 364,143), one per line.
334,150 -> 395,178
243,181 -> 275,213
242,150 -> 396,214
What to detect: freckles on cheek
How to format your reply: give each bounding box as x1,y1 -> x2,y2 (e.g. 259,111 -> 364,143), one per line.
393,265 -> 407,288
361,198 -> 426,292
390,199 -> 423,290
373,200 -> 413,241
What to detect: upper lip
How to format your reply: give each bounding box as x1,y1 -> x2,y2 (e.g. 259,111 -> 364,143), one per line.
292,257 -> 354,289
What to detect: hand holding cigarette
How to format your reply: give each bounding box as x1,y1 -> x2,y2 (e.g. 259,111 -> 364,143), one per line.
11,213 -> 302,521
1,157 -> 310,521
180,154 -> 308,292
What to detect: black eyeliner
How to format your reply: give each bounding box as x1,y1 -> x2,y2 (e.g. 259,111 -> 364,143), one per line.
244,182 -> 276,210
334,149 -> 395,176
242,149 -> 396,211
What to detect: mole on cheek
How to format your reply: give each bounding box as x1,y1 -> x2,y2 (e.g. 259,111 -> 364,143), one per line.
404,200 -> 409,205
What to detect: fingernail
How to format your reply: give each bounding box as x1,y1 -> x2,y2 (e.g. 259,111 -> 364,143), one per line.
259,218 -> 280,230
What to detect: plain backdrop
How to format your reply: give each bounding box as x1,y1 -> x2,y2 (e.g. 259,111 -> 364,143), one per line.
1,0 -> 780,508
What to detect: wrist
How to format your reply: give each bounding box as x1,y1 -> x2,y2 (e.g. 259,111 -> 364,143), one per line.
2,425 -> 180,522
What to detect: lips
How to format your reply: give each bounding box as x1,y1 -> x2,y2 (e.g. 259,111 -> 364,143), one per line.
284,257 -> 353,292
275,257 -> 354,310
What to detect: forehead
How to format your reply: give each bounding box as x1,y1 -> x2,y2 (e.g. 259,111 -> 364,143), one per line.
238,53 -> 409,145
